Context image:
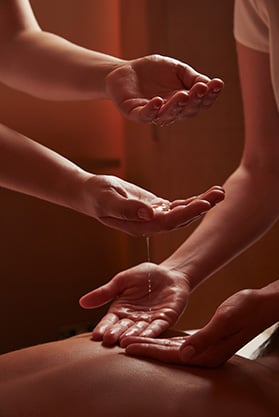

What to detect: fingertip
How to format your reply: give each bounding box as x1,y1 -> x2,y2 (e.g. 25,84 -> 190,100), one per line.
125,343 -> 141,355
91,331 -> 103,341
139,96 -> 164,123
79,295 -> 89,309
150,96 -> 164,108
102,332 -> 118,346
179,344 -> 196,362
209,78 -> 224,93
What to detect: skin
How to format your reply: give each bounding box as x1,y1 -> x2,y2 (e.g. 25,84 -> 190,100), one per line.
0,1 -> 223,124
81,41 -> 279,358
122,281 -> 279,367
0,125 -> 225,235
0,331 -> 278,417
0,0 -> 224,235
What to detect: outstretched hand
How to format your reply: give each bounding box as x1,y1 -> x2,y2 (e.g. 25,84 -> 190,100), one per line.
122,284 -> 279,367
79,263 -> 190,345
79,175 -> 225,236
106,54 -> 224,125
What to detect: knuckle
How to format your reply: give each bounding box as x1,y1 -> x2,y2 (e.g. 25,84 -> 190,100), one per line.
216,305 -> 236,324
237,288 -> 259,306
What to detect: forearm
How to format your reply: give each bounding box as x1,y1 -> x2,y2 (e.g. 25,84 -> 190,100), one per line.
0,123 -> 91,210
0,29 -> 124,100
162,164 -> 279,290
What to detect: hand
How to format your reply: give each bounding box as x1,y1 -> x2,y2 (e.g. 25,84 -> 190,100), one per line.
79,263 -> 190,345
123,287 -> 277,367
78,174 -> 225,236
106,54 -> 224,124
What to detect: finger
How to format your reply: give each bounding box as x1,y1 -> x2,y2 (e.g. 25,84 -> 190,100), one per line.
100,190 -> 222,235
154,90 -> 190,123
121,335 -> 162,347
179,335 -> 241,368
91,313 -> 119,341
126,343 -> 182,363
176,63 -> 211,87
119,98 -> 149,122
170,196 -> 198,208
207,78 -> 224,93
200,79 -> 224,108
158,201 -> 211,230
138,96 -> 164,123
171,183 -> 225,209
139,318 -> 170,337
169,198 -> 211,213
171,186 -> 225,210
154,87 -> 210,124
79,279 -> 122,309
177,315 -> 232,363
182,325 -> 223,354
101,201 -> 210,236
102,194 -> 154,222
198,185 -> 225,205
119,321 -> 151,346
102,318 -> 136,346
171,79 -> 223,119
121,97 -> 164,123
121,335 -> 184,348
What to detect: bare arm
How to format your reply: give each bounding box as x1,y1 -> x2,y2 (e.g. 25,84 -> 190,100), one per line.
120,42 -> 279,363
162,43 -> 279,289
0,0 -> 122,100
0,123 -> 224,235
0,0 -> 223,122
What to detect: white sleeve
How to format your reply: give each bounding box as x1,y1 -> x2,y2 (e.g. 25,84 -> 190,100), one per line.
234,0 -> 269,53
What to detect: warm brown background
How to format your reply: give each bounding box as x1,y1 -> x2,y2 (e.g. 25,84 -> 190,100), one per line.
0,0 -> 278,353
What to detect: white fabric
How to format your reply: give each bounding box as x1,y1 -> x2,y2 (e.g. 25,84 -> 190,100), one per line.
234,0 -> 279,110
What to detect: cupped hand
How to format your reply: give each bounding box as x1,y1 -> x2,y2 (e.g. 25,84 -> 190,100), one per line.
79,174 -> 225,236
123,286 -> 278,367
79,263 -> 190,345
106,54 -> 224,124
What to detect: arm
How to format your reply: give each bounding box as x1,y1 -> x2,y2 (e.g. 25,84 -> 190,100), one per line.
83,43 -> 279,345
123,280 -> 279,367
119,44 -> 279,362
0,0 -> 223,123
161,42 -> 279,290
0,123 -> 224,235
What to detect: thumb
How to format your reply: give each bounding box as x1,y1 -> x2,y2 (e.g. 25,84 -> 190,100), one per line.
79,280 -> 119,309
108,196 -> 154,221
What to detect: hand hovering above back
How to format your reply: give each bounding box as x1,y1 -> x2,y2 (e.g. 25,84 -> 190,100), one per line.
78,175 -> 225,236
79,263 -> 191,346
106,54 -> 224,125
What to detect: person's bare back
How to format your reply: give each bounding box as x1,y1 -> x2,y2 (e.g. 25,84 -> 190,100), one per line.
0,332 -> 278,417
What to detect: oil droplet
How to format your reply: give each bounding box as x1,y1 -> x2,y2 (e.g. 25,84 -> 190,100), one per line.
151,201 -> 171,212
146,236 -> 152,320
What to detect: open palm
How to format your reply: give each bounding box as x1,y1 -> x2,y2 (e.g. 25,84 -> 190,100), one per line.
80,263 -> 190,345
106,54 -> 223,124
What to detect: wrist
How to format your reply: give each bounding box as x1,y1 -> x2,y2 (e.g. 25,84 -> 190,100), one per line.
160,258 -> 197,293
67,169 -> 96,217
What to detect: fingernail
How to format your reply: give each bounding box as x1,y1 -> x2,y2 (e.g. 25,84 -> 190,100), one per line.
180,345 -> 196,361
137,208 -> 153,221
197,92 -> 205,98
